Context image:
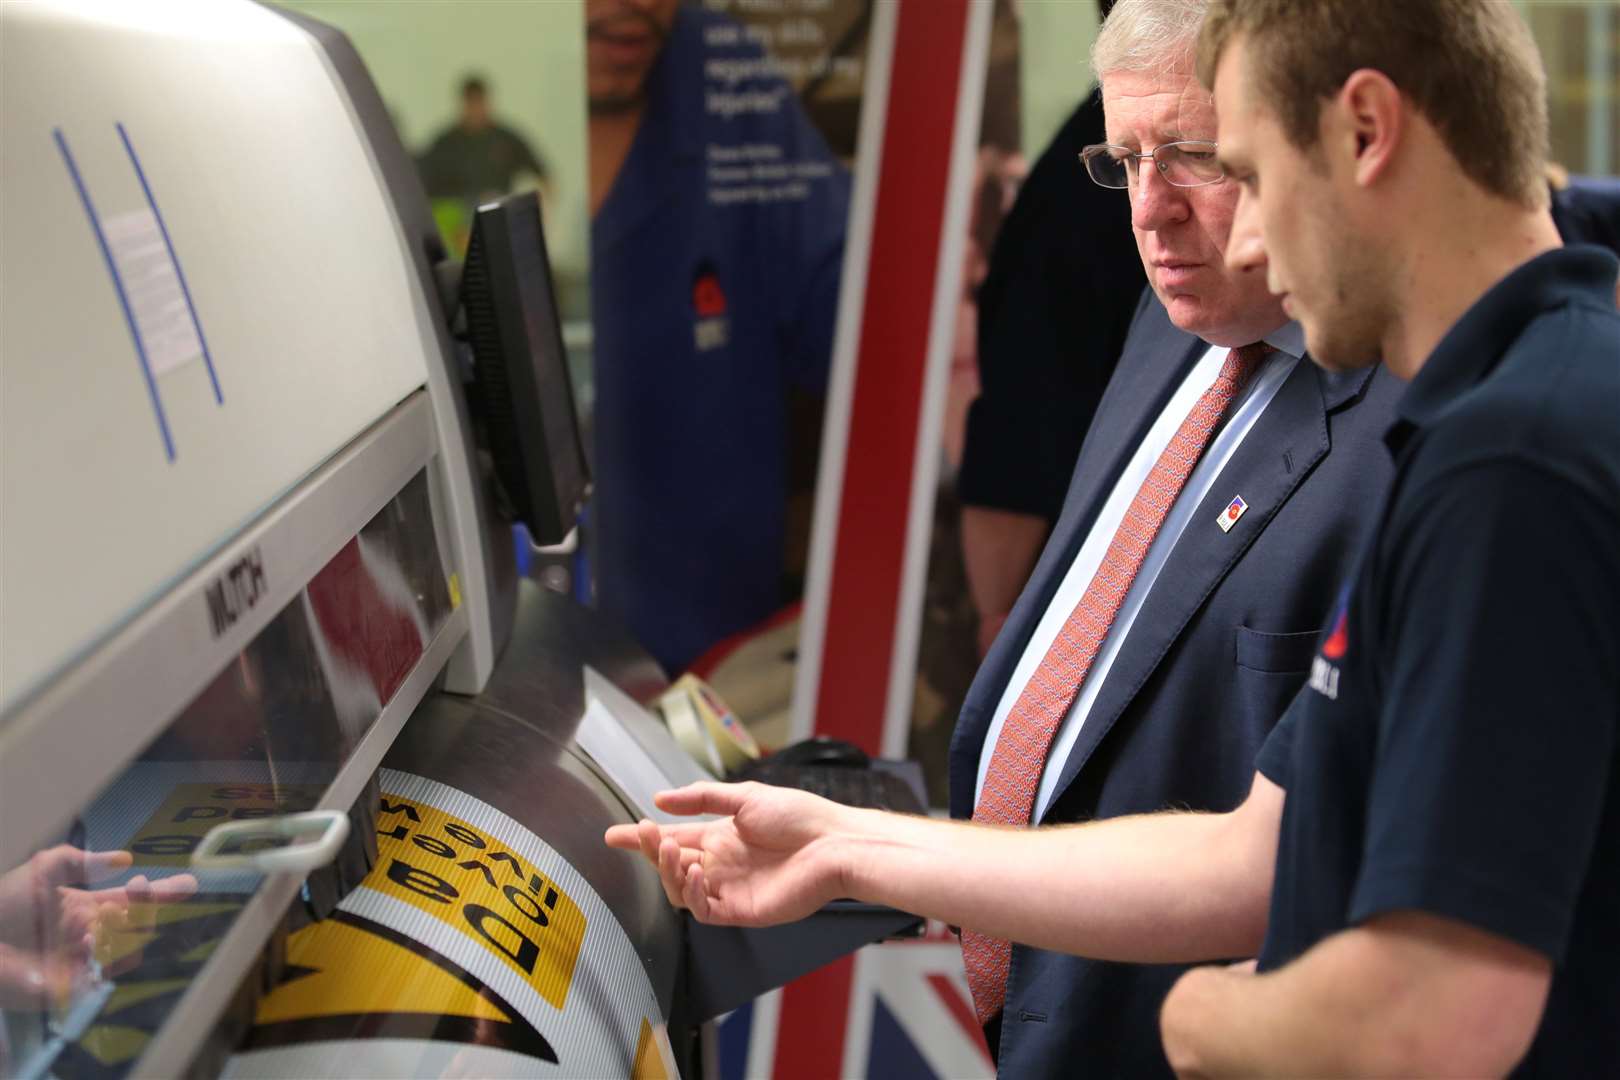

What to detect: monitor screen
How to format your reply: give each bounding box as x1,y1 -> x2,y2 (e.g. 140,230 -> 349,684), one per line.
459,193 -> 589,545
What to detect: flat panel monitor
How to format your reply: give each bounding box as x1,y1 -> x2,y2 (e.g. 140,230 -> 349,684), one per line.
459,192 -> 589,545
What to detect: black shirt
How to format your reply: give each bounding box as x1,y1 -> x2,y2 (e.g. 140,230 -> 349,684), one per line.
418,123 -> 547,204
1255,247 -> 1620,1076
957,89 -> 1146,523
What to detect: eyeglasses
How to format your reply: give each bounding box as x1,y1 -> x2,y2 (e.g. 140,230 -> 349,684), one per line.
1079,141 -> 1224,189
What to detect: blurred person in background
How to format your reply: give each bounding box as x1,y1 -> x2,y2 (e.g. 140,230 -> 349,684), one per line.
418,74 -> 548,207
584,0 -> 850,676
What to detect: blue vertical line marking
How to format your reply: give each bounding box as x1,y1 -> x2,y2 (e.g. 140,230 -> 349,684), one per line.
53,128 -> 176,462
117,122 -> 222,405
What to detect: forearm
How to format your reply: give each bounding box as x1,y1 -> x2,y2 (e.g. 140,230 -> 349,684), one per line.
1161,962 -> 1345,1078
1161,915 -> 1549,1078
961,507 -> 1049,634
833,797 -> 1273,963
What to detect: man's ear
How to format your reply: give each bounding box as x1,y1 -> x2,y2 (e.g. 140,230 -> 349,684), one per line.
1334,69 -> 1403,189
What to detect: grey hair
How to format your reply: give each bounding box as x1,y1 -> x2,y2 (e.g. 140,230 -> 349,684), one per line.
1091,0 -> 1211,81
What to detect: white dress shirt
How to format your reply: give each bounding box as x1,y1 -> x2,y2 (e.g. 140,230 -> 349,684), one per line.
973,325 -> 1304,820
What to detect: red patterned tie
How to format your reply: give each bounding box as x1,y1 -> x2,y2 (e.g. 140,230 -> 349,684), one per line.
961,342 -> 1270,1025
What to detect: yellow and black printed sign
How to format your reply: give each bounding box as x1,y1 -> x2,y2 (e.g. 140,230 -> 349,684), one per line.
371,792 -> 587,1011
228,770 -> 673,1077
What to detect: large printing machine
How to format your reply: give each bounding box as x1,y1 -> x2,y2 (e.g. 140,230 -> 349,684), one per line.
0,4 -> 915,1077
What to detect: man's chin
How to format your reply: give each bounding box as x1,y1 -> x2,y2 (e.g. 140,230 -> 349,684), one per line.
1158,291 -> 1213,335
1159,294 -> 1274,349
1302,327 -> 1381,373
589,90 -> 646,116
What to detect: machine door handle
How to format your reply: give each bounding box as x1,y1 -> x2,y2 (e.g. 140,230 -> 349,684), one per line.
191,809 -> 350,874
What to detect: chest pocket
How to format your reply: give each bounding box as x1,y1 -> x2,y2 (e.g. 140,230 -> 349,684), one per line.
1234,626 -> 1323,674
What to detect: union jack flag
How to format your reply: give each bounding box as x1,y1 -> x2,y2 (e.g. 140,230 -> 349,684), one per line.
717,923 -> 992,1079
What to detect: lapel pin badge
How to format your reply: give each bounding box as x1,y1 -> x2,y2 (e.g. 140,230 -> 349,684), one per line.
1217,495 -> 1248,533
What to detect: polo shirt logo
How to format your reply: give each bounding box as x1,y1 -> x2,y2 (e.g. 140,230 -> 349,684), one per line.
1310,606 -> 1349,699
692,262 -> 730,352
1322,609 -> 1348,660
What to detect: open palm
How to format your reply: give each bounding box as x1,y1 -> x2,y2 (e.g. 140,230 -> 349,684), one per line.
606,781 -> 856,927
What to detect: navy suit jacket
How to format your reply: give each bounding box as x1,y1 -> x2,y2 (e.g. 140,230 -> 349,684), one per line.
948,288 -> 1402,1076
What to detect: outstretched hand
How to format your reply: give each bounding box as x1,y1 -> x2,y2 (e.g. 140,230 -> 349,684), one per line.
604,781 -> 857,927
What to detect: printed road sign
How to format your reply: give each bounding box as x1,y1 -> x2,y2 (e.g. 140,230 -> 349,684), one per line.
226,769 -> 673,1078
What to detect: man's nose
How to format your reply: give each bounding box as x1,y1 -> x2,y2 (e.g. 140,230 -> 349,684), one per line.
1224,190 -> 1267,275
1131,161 -> 1190,232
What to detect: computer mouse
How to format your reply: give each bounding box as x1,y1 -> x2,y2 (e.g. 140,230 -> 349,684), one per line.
768,736 -> 871,769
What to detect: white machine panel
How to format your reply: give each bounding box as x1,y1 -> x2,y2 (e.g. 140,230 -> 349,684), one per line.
1,1 -> 436,710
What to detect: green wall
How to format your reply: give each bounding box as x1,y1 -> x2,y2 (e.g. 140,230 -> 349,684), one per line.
276,0 -> 591,291
1019,0 -> 1101,159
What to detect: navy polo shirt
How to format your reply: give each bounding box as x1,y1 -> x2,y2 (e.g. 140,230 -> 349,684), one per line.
1255,247 -> 1620,1075
590,6 -> 850,674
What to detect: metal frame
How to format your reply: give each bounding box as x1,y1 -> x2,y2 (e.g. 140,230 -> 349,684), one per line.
0,392 -> 438,870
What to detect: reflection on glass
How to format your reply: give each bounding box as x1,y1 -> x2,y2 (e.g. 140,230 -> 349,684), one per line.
0,846 -> 198,1080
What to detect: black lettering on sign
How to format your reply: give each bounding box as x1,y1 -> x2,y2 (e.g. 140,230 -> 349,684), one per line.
488,851 -> 524,879
459,859 -> 498,888
501,884 -> 550,929
442,822 -> 485,849
463,904 -> 540,974
412,834 -> 457,859
385,858 -> 459,905
204,547 -> 268,639
378,798 -> 422,823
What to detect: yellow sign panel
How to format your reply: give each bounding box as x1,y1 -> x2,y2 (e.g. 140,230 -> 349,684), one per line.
258,916 -> 506,1025
371,793 -> 588,1011
251,911 -> 558,1065
633,1017 -> 671,1080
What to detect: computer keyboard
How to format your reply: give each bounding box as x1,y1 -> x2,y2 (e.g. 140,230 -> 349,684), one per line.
736,761 -> 927,814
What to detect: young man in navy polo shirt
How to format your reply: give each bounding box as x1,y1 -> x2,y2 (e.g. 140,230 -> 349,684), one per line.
608,1 -> 1617,1072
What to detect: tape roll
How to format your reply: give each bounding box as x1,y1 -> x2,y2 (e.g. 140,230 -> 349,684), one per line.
672,674 -> 759,773
658,684 -> 723,776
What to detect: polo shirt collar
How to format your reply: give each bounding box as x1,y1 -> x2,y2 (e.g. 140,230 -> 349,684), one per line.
646,7 -> 705,162
592,7 -> 702,255
1387,245 -> 1620,453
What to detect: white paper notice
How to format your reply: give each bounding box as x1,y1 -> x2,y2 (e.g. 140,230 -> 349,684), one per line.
103,207 -> 203,376
578,666 -> 716,825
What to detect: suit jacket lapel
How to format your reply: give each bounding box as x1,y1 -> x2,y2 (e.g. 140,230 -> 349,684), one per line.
948,304 -> 1204,818
1062,321 -> 1207,545
1040,359 -> 1371,819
